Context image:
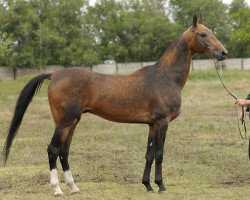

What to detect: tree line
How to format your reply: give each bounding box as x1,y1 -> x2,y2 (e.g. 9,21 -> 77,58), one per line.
0,0 -> 249,68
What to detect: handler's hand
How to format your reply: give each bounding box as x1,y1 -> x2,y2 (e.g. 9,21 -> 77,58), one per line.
235,99 -> 248,106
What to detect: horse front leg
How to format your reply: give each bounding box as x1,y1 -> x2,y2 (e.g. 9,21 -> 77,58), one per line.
154,120 -> 167,193
142,125 -> 155,192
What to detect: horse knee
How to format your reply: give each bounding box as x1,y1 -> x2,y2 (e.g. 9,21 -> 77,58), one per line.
145,154 -> 154,166
155,150 -> 163,164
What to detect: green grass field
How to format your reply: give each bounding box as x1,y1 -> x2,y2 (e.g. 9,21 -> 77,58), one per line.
0,70 -> 250,200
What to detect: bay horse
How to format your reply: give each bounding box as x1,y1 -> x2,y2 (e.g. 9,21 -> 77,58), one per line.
3,15 -> 227,196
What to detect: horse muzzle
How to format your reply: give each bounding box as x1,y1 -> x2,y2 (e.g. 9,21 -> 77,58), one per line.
213,49 -> 228,61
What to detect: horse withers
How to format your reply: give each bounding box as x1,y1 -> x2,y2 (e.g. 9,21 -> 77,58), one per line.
3,15 -> 227,196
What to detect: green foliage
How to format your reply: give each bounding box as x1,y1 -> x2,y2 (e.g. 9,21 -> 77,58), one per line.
0,0 -> 40,67
1,0 -> 250,67
169,0 -> 228,29
86,0 -> 180,62
0,0 -> 98,67
0,32 -> 12,62
229,0 -> 250,57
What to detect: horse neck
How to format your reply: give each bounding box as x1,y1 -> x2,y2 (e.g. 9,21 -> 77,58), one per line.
155,34 -> 193,89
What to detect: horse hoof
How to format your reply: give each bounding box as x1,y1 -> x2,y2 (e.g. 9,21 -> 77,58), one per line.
158,189 -> 167,194
70,187 -> 80,194
54,191 -> 64,197
145,185 -> 154,193
146,187 -> 154,193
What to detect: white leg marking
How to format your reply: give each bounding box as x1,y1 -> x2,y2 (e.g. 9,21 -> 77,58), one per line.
64,170 -> 80,194
50,169 -> 63,196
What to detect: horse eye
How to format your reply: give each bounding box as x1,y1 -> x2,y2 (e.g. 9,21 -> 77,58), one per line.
200,32 -> 207,37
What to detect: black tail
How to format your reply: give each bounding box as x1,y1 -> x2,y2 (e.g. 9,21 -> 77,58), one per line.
3,73 -> 51,165
249,138 -> 250,160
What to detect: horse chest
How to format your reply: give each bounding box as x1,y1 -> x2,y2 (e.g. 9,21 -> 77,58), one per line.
149,90 -> 181,122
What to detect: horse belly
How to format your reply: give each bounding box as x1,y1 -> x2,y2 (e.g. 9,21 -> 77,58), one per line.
87,99 -> 151,123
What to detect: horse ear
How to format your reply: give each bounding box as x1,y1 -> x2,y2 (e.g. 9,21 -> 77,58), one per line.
193,14 -> 198,27
198,14 -> 203,24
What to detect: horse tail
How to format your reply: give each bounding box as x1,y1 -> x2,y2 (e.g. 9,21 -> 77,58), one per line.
249,138 -> 250,160
3,73 -> 52,165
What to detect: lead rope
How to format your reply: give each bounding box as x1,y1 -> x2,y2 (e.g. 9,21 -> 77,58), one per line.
213,58 -> 250,159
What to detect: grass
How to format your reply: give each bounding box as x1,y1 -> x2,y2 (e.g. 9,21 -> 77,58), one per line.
0,70 -> 250,200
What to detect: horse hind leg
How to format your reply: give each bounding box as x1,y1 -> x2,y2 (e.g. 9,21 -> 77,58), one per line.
59,117 -> 81,194
47,104 -> 82,196
48,125 -> 71,196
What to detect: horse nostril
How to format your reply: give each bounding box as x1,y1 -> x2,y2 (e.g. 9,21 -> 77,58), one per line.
222,50 -> 228,56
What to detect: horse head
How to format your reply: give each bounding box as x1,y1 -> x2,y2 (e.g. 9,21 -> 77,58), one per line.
186,14 -> 228,61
